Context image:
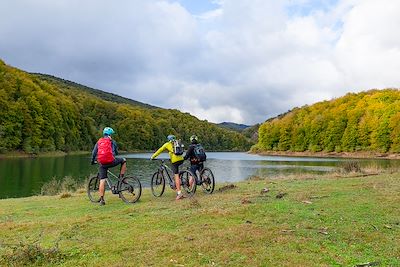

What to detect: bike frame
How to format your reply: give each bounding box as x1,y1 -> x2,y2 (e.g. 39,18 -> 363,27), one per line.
102,170 -> 122,192
157,160 -> 176,188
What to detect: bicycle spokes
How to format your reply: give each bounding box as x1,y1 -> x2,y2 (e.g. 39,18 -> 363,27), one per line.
180,170 -> 196,196
200,168 -> 215,194
151,171 -> 166,197
87,177 -> 101,203
118,177 -> 142,204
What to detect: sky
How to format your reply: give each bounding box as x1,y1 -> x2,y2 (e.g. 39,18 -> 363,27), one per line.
1,0 -> 400,125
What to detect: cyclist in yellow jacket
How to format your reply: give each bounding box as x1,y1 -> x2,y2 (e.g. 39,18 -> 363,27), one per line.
150,135 -> 185,200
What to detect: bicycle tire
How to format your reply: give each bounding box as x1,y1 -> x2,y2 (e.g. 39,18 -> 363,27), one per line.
151,171 -> 165,197
87,176 -> 100,203
118,176 -> 142,204
179,170 -> 196,196
200,168 -> 215,194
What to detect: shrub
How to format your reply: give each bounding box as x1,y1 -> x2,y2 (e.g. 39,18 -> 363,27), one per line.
40,178 -> 61,196
340,161 -> 362,173
41,176 -> 85,196
61,176 -> 78,192
0,236 -> 65,265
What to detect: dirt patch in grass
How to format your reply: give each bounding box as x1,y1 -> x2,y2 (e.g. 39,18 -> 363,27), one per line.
218,184 -> 237,192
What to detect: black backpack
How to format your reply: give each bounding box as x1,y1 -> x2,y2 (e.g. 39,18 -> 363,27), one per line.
173,139 -> 184,155
193,144 -> 206,162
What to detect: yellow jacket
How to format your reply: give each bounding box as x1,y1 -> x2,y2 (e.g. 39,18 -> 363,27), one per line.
151,141 -> 184,163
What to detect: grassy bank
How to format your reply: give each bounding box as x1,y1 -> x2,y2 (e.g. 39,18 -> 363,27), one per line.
251,150 -> 400,160
1,173 -> 399,266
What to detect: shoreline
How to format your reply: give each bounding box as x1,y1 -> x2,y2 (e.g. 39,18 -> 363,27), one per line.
3,149 -> 400,160
0,150 -> 90,159
0,149 -> 249,159
251,150 -> 400,159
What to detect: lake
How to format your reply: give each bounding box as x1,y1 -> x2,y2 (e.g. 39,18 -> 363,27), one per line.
1,152 -> 400,199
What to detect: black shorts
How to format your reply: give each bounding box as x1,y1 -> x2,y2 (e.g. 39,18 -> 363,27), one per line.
99,158 -> 126,179
171,160 -> 183,175
190,163 -> 204,176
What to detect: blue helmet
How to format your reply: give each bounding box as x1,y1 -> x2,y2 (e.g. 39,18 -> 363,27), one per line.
103,127 -> 115,136
167,135 -> 176,141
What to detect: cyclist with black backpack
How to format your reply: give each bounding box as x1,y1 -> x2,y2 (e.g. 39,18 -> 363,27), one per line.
184,135 -> 207,185
150,135 -> 185,200
91,127 -> 127,205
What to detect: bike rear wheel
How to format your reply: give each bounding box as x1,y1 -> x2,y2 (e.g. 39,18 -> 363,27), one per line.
200,168 -> 215,194
118,176 -> 142,204
151,171 -> 165,197
87,176 -> 100,203
180,170 -> 196,196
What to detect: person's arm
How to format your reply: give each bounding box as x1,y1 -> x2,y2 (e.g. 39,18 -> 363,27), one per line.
184,145 -> 194,160
151,143 -> 168,159
91,143 -> 98,163
112,140 -> 118,155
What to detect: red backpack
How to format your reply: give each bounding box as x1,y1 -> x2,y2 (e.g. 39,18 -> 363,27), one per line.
97,137 -> 115,164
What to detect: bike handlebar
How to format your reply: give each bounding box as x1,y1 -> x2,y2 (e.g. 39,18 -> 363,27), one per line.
151,159 -> 166,163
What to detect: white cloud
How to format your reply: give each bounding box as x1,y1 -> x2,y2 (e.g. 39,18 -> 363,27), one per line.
1,0 -> 400,124
334,0 -> 400,90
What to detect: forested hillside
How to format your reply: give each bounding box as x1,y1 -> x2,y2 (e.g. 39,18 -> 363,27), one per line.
254,89 -> 400,153
0,59 -> 252,153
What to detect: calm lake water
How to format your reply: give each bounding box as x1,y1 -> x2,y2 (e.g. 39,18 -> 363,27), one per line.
1,152 -> 400,199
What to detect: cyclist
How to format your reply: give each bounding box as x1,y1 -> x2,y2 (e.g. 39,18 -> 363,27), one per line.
91,127 -> 126,205
150,135 -> 185,200
184,135 -> 207,185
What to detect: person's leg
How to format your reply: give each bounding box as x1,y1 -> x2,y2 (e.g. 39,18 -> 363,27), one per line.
98,165 -> 108,205
119,158 -> 127,177
99,179 -> 106,198
174,173 -> 181,192
172,161 -> 183,199
106,158 -> 126,178
189,164 -> 198,187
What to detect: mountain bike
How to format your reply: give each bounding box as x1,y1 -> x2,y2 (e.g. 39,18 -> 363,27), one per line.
87,169 -> 142,204
191,165 -> 215,194
150,159 -> 196,197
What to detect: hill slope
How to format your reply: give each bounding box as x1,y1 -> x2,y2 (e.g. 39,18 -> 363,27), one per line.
217,122 -> 250,132
254,89 -> 400,153
31,73 -> 157,109
0,59 -> 253,153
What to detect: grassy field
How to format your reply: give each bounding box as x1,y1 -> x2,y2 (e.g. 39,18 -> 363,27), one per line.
1,173 -> 399,266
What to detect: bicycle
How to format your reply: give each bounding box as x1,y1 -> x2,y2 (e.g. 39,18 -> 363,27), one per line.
150,159 -> 196,197
191,165 -> 215,194
87,168 -> 142,204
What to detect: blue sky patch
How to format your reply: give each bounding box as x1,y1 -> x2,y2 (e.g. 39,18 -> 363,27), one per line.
287,0 -> 339,16
172,0 -> 220,14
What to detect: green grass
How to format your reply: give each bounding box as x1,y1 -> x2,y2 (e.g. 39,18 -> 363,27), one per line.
1,173 -> 399,266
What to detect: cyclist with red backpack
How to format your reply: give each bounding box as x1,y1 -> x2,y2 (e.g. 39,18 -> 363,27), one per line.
91,127 -> 126,205
184,135 -> 207,185
150,135 -> 185,200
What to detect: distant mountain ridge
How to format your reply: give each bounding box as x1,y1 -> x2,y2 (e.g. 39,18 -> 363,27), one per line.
217,122 -> 250,132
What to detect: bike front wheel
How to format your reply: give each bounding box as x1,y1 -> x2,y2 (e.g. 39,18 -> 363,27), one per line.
118,176 -> 142,204
87,176 -> 100,203
180,170 -> 196,197
151,171 -> 165,197
200,168 -> 215,194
